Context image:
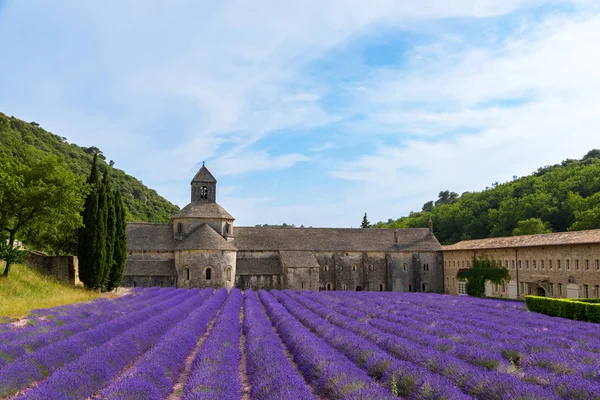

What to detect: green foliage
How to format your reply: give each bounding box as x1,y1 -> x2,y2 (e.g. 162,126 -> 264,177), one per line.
106,190 -> 127,291
0,149 -> 86,276
0,242 -> 28,267
374,150 -> 600,243
456,257 -> 510,297
512,218 -> 552,236
525,296 -> 600,323
0,112 -> 179,228
361,213 -> 370,228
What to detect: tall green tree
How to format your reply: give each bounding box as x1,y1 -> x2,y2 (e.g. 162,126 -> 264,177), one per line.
361,213 -> 370,228
0,151 -> 85,276
512,218 -> 552,236
106,189 -> 127,291
78,154 -> 107,289
102,174 -> 116,289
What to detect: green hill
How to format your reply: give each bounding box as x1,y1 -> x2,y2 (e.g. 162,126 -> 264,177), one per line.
374,150 -> 600,244
0,112 -> 179,224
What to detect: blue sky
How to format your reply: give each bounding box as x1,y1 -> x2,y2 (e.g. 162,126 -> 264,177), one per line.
1,0 -> 599,227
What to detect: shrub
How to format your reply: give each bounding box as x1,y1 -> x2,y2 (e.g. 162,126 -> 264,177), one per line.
525,296 -> 600,323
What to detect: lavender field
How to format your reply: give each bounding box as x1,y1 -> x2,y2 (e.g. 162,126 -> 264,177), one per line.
1,289 -> 599,400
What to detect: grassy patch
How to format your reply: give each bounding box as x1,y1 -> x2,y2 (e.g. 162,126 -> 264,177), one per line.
0,263 -> 102,318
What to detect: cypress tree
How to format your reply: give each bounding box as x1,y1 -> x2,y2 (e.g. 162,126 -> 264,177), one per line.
106,189 -> 127,291
94,170 -> 109,289
102,174 -> 116,290
78,154 -> 100,289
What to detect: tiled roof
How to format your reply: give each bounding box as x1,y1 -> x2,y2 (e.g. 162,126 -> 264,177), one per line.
279,251 -> 319,269
192,165 -> 216,183
172,202 -> 234,219
123,259 -> 176,276
176,223 -> 237,251
234,227 -> 440,252
126,224 -> 441,253
442,229 -> 600,251
127,223 -> 174,251
237,257 -> 281,275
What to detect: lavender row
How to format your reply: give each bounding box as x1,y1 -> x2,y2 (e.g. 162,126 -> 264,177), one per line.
15,288 -> 212,399
323,292 -> 600,382
243,290 -> 316,400
183,288 -> 243,400
299,290 -> 558,400
258,289 -> 395,399
100,288 -> 228,400
274,290 -> 471,400
0,288 -> 200,398
0,287 -> 182,368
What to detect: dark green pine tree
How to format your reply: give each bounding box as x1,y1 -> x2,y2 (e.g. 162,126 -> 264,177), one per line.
78,154 -> 107,290
106,189 -> 127,291
102,174 -> 116,290
78,154 -> 101,289
94,169 -> 109,290
361,212 -> 370,228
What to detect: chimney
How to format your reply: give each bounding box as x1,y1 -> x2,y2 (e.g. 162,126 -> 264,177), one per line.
394,229 -> 399,245
428,218 -> 433,235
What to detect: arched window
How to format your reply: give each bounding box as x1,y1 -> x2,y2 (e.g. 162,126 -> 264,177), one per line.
379,283 -> 384,291
185,267 -> 190,281
326,282 -> 332,291
352,264 -> 357,271
342,283 -> 347,290
323,264 -> 329,271
200,186 -> 208,199
205,267 -> 212,281
368,264 -> 374,271
422,282 -> 428,292
403,263 -> 408,271
337,265 -> 343,271
133,280 -> 137,287
226,266 -> 232,282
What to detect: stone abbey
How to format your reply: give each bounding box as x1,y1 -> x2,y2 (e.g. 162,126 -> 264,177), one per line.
122,165 -> 444,292
122,164 -> 600,298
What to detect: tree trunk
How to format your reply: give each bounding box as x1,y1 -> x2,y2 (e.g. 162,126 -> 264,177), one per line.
2,232 -> 16,277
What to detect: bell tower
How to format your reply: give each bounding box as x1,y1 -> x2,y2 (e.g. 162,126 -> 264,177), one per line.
191,162 -> 217,203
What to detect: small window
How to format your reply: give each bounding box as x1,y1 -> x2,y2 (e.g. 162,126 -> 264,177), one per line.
408,284 -> 412,292
403,263 -> 408,271
226,266 -> 232,282
533,260 -> 537,269
185,267 -> 190,281
518,260 -> 522,269
301,282 -> 305,289
585,260 -> 590,270
133,280 -> 137,287
323,264 -> 329,271
584,284 -> 589,298
337,265 -> 343,271
352,264 -> 357,271
549,282 -> 554,296
595,285 -> 600,298
525,260 -> 529,269
205,267 -> 212,281
558,283 -> 563,297
566,259 -> 571,270
512,260 -> 515,269
549,260 -> 553,270
368,264 -> 374,271
575,259 -> 579,270
200,185 -> 208,199
422,282 -> 427,292
505,260 -> 508,268
557,260 -> 561,270
379,283 -> 384,292
457,281 -> 466,295
326,282 -> 333,291
177,223 -> 183,233
540,260 -> 544,269
597,260 -> 600,271
342,283 -> 348,290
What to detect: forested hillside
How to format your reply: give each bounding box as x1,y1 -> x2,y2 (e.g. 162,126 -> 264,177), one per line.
374,150 -> 600,244
0,112 -> 179,223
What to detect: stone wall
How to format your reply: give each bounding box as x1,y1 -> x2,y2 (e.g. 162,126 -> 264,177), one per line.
26,252 -> 81,285
175,249 -> 236,290
443,244 -> 600,298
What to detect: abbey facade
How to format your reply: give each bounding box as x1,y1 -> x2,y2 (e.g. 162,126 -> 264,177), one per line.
122,165 -> 444,292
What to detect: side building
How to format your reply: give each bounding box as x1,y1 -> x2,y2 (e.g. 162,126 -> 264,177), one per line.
122,164 -> 444,292
442,230 -> 600,299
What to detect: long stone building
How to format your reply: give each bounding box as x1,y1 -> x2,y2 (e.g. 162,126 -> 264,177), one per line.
122,165 -> 444,292
442,230 -> 600,299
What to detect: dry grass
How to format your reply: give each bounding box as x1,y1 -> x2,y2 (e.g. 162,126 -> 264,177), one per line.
0,263 -> 102,319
